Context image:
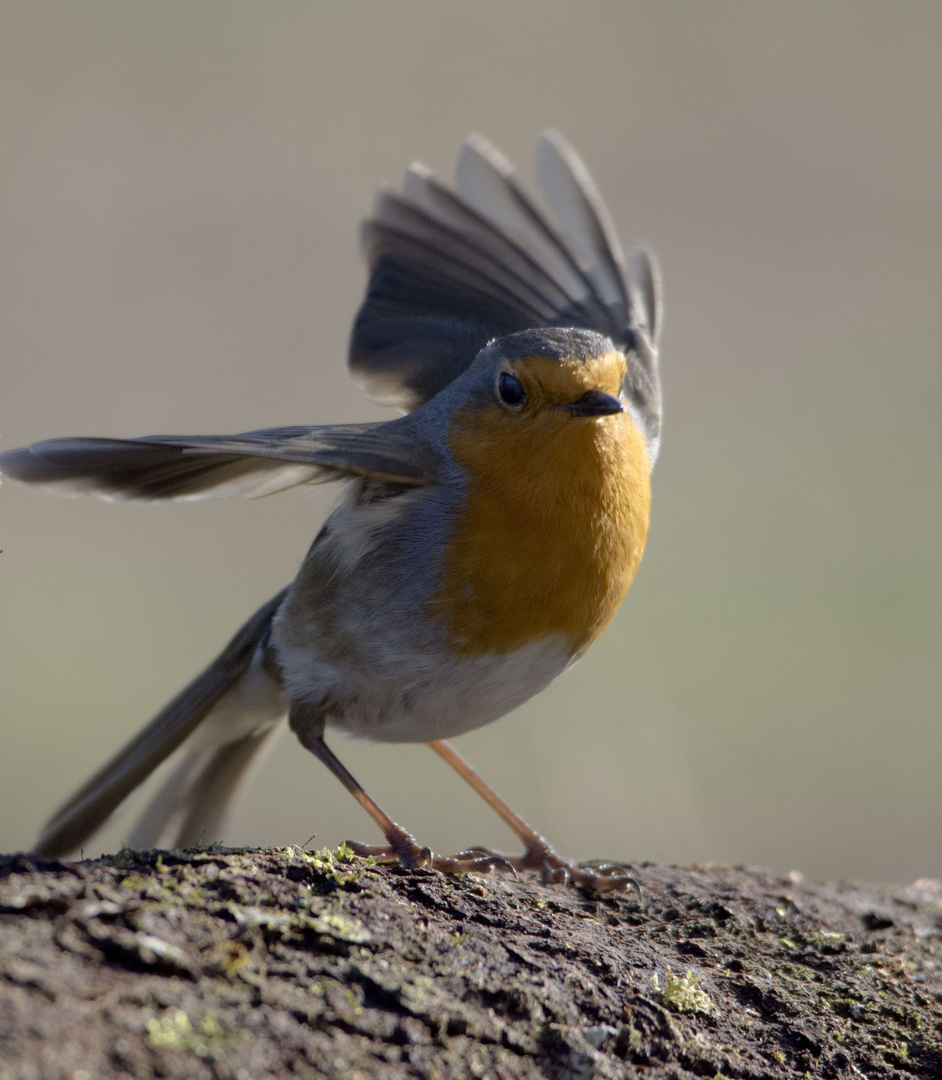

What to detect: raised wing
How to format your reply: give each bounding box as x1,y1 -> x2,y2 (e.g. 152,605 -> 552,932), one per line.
0,422 -> 437,501
348,130 -> 662,447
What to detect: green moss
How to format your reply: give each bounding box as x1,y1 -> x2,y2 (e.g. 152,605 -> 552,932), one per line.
117,873 -> 150,891
652,968 -> 714,1015
309,911 -> 372,944
146,1009 -> 247,1057
291,843 -> 381,886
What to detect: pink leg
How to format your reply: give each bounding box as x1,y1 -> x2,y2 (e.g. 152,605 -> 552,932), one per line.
428,740 -> 640,896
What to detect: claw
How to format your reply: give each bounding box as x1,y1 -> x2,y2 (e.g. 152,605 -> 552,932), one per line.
568,865 -> 643,900
458,853 -> 517,878
540,860 -> 569,886
412,845 -> 434,870
429,850 -> 517,876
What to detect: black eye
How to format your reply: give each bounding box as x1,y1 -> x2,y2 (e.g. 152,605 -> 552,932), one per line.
498,372 -> 525,407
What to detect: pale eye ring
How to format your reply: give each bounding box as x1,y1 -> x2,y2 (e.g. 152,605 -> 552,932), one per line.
498,372 -> 526,407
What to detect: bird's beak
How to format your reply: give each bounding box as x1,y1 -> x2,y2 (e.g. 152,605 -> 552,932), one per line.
565,389 -> 625,417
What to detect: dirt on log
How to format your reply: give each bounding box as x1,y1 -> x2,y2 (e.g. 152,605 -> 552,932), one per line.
0,847 -> 940,1079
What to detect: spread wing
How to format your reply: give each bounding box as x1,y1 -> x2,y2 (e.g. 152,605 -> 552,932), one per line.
348,130 -> 662,447
0,421 -> 437,501
2,131 -> 662,501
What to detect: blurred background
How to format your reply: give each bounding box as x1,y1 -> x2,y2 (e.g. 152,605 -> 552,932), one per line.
1,2 -> 940,884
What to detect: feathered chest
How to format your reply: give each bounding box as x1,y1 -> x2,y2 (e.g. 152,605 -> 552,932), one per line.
431,406 -> 652,657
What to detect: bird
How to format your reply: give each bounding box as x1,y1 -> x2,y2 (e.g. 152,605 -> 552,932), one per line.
1,131 -> 662,893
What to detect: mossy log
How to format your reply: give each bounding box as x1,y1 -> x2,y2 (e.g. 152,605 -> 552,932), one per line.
1,847 -> 940,1078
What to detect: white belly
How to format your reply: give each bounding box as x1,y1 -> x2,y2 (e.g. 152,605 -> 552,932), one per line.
281,633 -> 572,744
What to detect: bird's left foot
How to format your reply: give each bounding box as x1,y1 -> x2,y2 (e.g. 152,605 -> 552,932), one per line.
462,839 -> 642,898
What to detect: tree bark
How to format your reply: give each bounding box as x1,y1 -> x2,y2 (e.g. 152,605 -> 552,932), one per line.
1,847 -> 940,1078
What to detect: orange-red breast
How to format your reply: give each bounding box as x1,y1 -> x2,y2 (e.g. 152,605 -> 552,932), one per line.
1,132 -> 662,892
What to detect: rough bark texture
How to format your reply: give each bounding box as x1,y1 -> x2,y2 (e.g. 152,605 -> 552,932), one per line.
0,846 -> 940,1079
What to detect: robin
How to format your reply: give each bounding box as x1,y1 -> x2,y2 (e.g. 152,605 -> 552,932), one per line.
1,132 -> 662,893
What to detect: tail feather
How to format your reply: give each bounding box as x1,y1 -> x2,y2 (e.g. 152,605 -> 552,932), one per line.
33,588 -> 289,858
128,715 -> 287,851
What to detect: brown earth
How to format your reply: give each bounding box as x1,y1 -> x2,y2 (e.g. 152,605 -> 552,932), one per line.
0,847 -> 940,1079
